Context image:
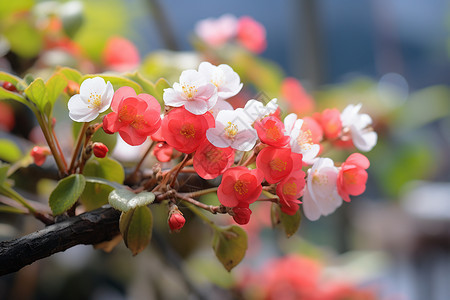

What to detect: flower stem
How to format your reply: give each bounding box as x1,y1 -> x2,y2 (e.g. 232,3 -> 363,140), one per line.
69,122 -> 90,173
169,154 -> 192,187
52,127 -> 68,171
177,193 -> 227,215
184,200 -> 221,231
181,187 -> 218,198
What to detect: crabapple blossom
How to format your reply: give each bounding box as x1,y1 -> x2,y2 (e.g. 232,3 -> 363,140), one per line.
195,14 -> 238,47
193,139 -> 234,179
153,142 -> 173,162
337,153 -> 370,202
217,166 -> 263,208
103,86 -> 161,146
206,109 -> 257,151
313,108 -> 342,140
284,113 -> 320,165
256,147 -> 302,184
30,146 -> 51,166
161,107 -> 214,154
255,116 -> 290,147
302,158 -> 342,221
241,98 -> 278,124
237,16 -> 266,53
103,36 -> 140,72
277,169 -> 306,215
68,77 -> 114,122
163,69 -> 218,115
198,62 -> 243,100
340,103 -> 377,152
210,99 -> 233,117
281,77 -> 315,116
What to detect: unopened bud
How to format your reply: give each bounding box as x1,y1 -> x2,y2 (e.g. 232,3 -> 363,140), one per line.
168,209 -> 185,232
93,142 -> 108,158
2,81 -> 17,92
65,80 -> 80,97
31,146 -> 51,166
232,206 -> 252,225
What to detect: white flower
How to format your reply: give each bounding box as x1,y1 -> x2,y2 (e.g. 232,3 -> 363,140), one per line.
241,98 -> 278,124
198,62 -> 243,100
163,69 -> 218,115
206,109 -> 257,151
68,77 -> 114,122
285,113 -> 320,164
302,158 -> 342,221
340,103 -> 377,152
195,14 -> 238,47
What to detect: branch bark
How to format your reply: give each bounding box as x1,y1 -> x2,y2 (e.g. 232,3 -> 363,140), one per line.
0,206 -> 120,276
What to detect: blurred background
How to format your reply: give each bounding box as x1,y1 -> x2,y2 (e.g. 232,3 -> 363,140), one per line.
0,0 -> 449,299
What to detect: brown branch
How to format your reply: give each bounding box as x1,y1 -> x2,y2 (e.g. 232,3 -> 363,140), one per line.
0,206 -> 120,276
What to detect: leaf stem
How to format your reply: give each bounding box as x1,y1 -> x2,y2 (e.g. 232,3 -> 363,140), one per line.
69,122 -> 90,173
177,193 -> 227,215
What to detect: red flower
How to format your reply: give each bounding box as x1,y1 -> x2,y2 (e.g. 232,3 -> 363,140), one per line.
92,142 -> 108,158
193,139 -> 234,179
313,108 -> 342,140
232,204 -> 252,225
255,116 -> 290,148
30,146 -> 51,166
0,102 -> 15,131
237,16 -> 266,53
161,107 -> 214,154
337,153 -> 370,202
168,211 -> 185,232
302,117 -> 323,144
103,87 -> 161,146
276,169 -> 306,215
256,146 -> 302,184
217,166 -> 263,207
103,36 -> 140,72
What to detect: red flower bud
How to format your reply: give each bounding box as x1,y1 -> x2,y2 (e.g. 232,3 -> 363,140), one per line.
31,146 -> 51,166
232,205 -> 252,225
65,80 -> 80,97
168,212 -> 185,232
93,142 -> 109,158
2,81 -> 17,92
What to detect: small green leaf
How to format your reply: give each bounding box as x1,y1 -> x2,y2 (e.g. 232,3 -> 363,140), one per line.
0,163 -> 9,184
119,206 -> 153,255
25,78 -> 47,112
49,174 -> 86,215
45,73 -> 68,107
271,203 -> 302,238
125,72 -> 156,95
0,139 -> 22,162
108,189 -> 155,212
83,157 -> 124,184
57,67 -> 83,83
82,74 -> 143,94
212,225 -> 248,272
154,78 -> 171,104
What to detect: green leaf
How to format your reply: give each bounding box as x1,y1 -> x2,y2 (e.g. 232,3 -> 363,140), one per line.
49,174 -> 86,215
153,78 -> 171,104
108,189 -> 155,212
45,73 -> 68,108
25,78 -> 47,112
212,225 -> 248,272
56,67 -> 83,83
3,20 -> 42,58
81,157 -> 125,211
270,203 -> 302,238
82,74 -> 143,94
0,88 -> 29,107
119,206 -> 153,255
0,139 -> 22,163
0,163 -> 9,184
125,72 -> 156,95
0,71 -> 26,91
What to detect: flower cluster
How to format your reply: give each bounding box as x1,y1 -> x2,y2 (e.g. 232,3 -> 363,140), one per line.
195,14 -> 266,53
67,62 -> 376,225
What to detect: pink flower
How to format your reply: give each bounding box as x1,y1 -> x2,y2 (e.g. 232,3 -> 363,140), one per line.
277,169 -> 306,215
281,78 -> 315,116
103,36 -> 140,72
153,142 -> 173,162
313,108 -> 342,140
195,14 -> 238,47
237,16 -> 267,53
217,166 -> 263,208
255,116 -> 290,148
193,139 -> 234,179
103,87 -> 161,146
256,147 -> 302,184
337,153 -> 370,202
31,146 -> 51,166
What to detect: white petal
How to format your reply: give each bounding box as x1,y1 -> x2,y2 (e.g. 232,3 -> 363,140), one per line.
206,127 -> 231,148
352,128 -> 377,152
232,129 -> 257,151
99,81 -> 114,113
284,113 -> 298,134
79,77 -> 106,97
184,98 -> 209,115
180,69 -> 206,86
210,99 -> 233,117
302,187 -> 322,221
163,87 -> 185,107
301,144 -> 320,165
69,109 -> 99,122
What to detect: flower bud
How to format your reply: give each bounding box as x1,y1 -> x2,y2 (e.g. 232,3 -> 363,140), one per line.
93,142 -> 108,158
232,205 -> 252,225
65,80 -> 80,97
2,81 -> 17,92
31,146 -> 51,166
168,211 -> 185,232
